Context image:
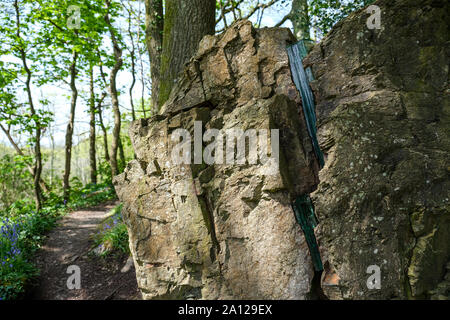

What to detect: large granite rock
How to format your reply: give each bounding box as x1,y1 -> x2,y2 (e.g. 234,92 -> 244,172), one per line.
114,21 -> 320,299
304,0 -> 449,299
115,0 -> 449,300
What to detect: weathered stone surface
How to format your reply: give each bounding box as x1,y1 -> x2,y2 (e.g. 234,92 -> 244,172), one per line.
114,21 -> 320,299
115,0 -> 448,300
304,0 -> 449,299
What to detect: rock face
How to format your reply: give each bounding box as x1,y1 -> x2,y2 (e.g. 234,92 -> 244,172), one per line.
115,0 -> 449,300
304,0 -> 449,299
114,21 -> 321,299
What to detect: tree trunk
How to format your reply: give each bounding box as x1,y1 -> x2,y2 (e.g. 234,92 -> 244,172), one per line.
145,0 -> 164,112
0,123 -> 48,193
63,51 -> 78,201
96,92 -> 110,163
127,5 -> 137,121
89,65 -> 97,185
290,0 -> 311,41
96,54 -> 110,163
118,136 -> 125,172
158,0 -> 216,106
49,123 -> 55,186
13,0 -> 43,210
129,49 -> 136,121
105,0 -> 123,178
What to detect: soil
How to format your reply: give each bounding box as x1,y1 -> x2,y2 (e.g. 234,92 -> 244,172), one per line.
30,200 -> 141,300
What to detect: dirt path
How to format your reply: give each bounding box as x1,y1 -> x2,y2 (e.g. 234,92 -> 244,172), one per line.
31,201 -> 141,300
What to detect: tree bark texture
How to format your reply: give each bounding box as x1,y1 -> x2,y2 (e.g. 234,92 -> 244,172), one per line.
89,66 -> 97,185
14,0 -> 43,210
63,51 -> 78,201
105,0 -> 123,178
291,0 -> 311,40
158,0 -> 216,106
145,0 -> 164,112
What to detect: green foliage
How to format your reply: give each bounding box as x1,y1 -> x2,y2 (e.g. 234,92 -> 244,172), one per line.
31,0 -> 112,82
0,206 -> 59,300
0,0 -> 376,301
68,182 -> 117,209
98,160 -> 113,185
42,181 -> 117,211
0,0 -> 136,299
214,0 -> 374,40
0,0 -> 52,144
0,182 -> 117,300
309,0 -> 375,36
0,155 -> 33,211
93,204 -> 129,256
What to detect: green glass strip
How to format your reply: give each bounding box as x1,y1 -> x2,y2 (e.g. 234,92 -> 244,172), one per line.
287,40 -> 325,168
292,194 -> 323,272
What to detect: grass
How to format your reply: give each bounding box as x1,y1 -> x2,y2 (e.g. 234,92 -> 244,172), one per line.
93,204 -> 130,257
0,182 -> 118,300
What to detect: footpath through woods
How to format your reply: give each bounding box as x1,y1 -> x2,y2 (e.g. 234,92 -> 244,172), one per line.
31,201 -> 141,300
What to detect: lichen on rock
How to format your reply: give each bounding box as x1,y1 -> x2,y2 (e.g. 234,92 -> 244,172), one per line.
305,0 -> 449,300
114,20 -> 320,299
114,0 -> 449,300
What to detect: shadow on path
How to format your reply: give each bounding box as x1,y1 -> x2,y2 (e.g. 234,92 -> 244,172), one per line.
31,201 -> 141,300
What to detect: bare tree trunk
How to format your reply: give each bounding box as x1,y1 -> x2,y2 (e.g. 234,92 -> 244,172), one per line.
137,3 -> 147,118
141,78 -> 146,117
118,136 -> 125,171
123,2 -> 137,121
145,0 -> 164,112
0,123 -> 48,193
96,92 -> 110,163
158,0 -> 216,106
63,51 -> 78,201
129,53 -> 137,121
105,0 -> 123,178
14,0 -> 43,210
96,54 -> 110,164
89,65 -> 97,185
0,123 -> 26,157
49,123 -> 55,186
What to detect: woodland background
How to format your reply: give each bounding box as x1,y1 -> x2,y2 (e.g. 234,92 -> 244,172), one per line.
0,0 -> 373,300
